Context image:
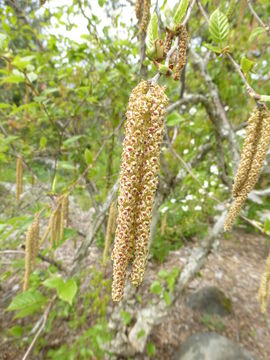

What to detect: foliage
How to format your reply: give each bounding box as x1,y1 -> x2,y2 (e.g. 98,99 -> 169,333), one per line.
0,0 -> 270,357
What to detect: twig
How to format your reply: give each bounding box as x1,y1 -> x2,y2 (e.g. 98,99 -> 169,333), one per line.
22,297 -> 55,360
150,0 -> 196,85
246,0 -> 270,32
196,0 -> 264,102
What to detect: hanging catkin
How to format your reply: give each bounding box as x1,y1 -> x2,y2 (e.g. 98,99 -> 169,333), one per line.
258,253 -> 270,313
112,81 -> 168,301
135,0 -> 143,20
225,105 -> 270,231
130,83 -> 168,287
173,25 -> 188,81
164,28 -> 175,57
103,201 -> 117,267
16,156 -> 23,202
232,108 -> 261,198
112,80 -> 150,302
140,0 -> 151,33
31,214 -> 40,267
23,215 -> 39,291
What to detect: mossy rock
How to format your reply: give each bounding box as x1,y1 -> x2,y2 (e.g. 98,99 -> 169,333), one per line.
187,286 -> 232,317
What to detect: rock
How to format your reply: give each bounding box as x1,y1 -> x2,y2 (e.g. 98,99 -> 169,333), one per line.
187,286 -> 232,316
174,332 -> 257,360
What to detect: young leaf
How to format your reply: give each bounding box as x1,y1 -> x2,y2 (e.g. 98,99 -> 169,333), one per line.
147,342 -> 156,357
146,12 -> 159,50
0,33 -> 7,50
84,148 -> 92,165
150,280 -> 163,294
209,9 -> 230,44
43,276 -> 64,289
173,0 -> 189,26
7,290 -> 46,318
240,57 -> 254,73
260,95 -> 270,103
166,112 -> 184,127
249,26 -> 266,42
120,310 -> 132,325
202,42 -> 222,54
57,278 -> 77,305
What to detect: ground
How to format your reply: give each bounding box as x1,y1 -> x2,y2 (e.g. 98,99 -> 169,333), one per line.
0,224 -> 270,359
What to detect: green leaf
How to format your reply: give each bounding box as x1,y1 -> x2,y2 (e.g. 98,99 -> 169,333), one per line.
146,12 -> 159,50
240,57 -> 254,73
27,72 -> 38,83
84,148 -> 93,165
40,136 -> 47,149
7,290 -> 46,318
260,95 -> 270,103
8,325 -> 24,337
249,26 -> 266,42
166,111 -> 184,127
202,42 -> 221,54
137,329 -> 146,338
150,280 -> 163,294
163,291 -> 171,306
43,276 -> 63,289
264,218 -> 270,234
173,0 -> 189,26
209,9 -> 230,44
147,342 -> 156,357
0,33 -> 7,50
57,279 -> 77,305
158,269 -> 169,279
120,310 -> 132,325
98,0 -> 106,6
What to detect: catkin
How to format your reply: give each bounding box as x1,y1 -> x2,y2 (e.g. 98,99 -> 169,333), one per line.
161,212 -> 167,236
16,156 -> 23,202
103,202 -> 117,267
23,215 -> 39,291
112,81 -> 168,301
136,0 -> 143,20
112,80 -> 150,302
173,25 -> 188,81
164,28 -> 175,57
232,108 -> 261,198
258,253 -> 270,313
31,214 -> 40,267
225,105 -> 270,231
130,83 -> 168,287
140,0 -> 151,33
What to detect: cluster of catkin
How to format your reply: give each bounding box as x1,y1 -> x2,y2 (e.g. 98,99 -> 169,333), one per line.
16,156 -> 23,202
111,80 -> 168,302
40,194 -> 69,249
163,25 -> 188,81
224,105 -> 270,231
23,214 -> 40,291
136,0 -> 151,33
103,201 -> 117,267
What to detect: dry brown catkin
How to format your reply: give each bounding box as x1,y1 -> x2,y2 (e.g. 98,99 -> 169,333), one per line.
224,105 -> 270,231
173,25 -> 188,81
258,253 -> 270,313
16,156 -> 23,202
112,80 -> 150,302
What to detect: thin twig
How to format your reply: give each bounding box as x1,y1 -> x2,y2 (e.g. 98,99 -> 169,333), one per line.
22,297 -> 55,360
246,0 -> 269,32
